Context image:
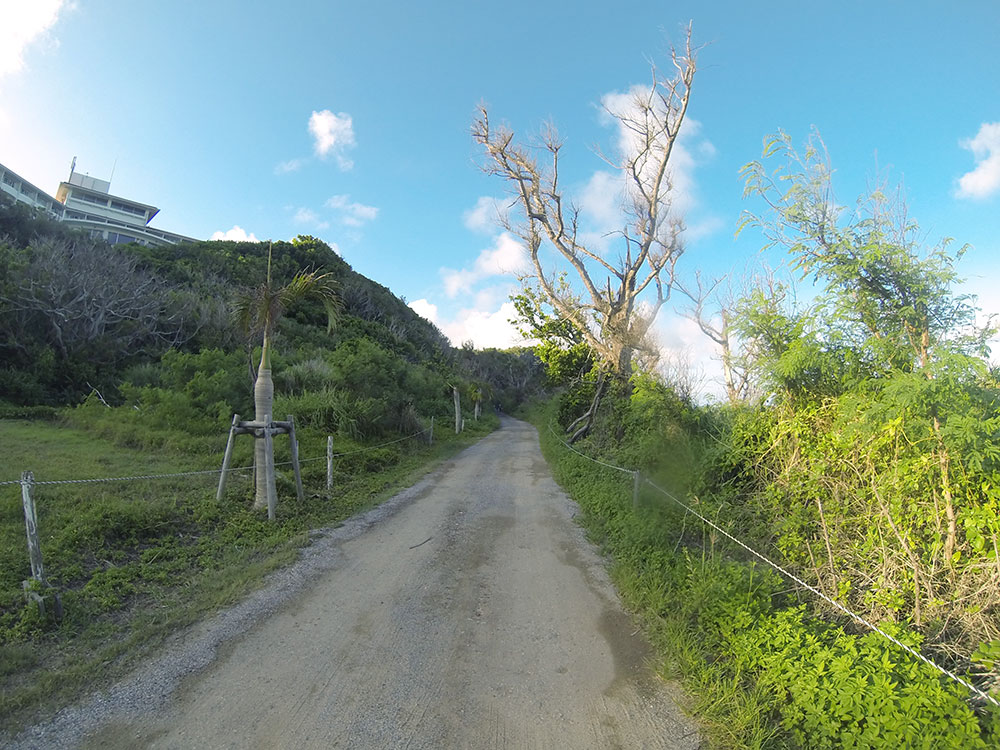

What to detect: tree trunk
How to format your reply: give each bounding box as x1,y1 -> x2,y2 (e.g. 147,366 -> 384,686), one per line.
568,370 -> 609,443
474,399 -> 481,421
253,336 -> 276,512
253,368 -> 274,510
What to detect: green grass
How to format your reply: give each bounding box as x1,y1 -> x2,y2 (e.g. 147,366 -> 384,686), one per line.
0,413 -> 496,735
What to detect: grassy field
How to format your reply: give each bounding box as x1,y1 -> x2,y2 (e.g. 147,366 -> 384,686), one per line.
0,413 -> 496,735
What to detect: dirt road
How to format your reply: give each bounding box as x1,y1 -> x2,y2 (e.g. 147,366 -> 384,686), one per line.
19,417 -> 700,749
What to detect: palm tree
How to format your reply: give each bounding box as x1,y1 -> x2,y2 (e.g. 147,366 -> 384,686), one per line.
233,243 -> 340,511
470,385 -> 483,421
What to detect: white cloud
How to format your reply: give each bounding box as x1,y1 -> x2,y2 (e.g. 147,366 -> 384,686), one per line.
308,110 -> 356,170
463,196 -> 504,233
274,158 -> 304,175
408,298 -> 439,323
441,301 -> 525,349
210,225 -> 259,242
600,86 -> 708,217
957,122 -> 1000,199
412,296 -> 524,349
0,1 -> 68,79
326,194 -> 378,226
441,233 -> 529,298
578,170 -> 624,230
293,207 -> 329,230
653,309 -> 725,402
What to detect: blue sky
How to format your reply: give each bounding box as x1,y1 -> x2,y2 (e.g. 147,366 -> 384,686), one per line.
2,1 -> 998,397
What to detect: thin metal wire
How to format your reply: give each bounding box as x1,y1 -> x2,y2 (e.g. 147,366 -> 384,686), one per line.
4,427 -> 430,487
546,422 -> 634,475
547,423 -> 999,708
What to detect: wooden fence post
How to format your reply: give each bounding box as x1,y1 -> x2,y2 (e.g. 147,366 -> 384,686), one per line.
327,435 -> 334,490
217,413 -> 240,501
21,471 -> 45,583
632,471 -> 641,510
429,416 -> 434,446
287,415 -> 304,502
21,472 -> 62,619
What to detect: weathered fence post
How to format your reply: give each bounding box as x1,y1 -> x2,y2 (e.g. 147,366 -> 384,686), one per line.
326,435 -> 334,490
287,415 -> 304,502
21,471 -> 62,619
217,413 -> 240,501
453,386 -> 461,434
632,471 -> 641,510
429,416 -> 434,446
21,471 -> 44,583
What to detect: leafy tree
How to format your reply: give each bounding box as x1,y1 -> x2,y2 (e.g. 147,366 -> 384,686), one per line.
739,130 -> 993,385
233,243 -> 340,512
510,279 -> 593,387
725,130 -> 1000,658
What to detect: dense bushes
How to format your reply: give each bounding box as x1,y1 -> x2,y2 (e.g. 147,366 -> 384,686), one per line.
536,377 -> 1000,748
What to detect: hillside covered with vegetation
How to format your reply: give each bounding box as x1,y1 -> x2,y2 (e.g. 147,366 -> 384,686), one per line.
0,195 -> 546,731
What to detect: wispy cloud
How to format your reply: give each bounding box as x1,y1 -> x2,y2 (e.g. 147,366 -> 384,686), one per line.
293,207 -> 330,230
0,0 -> 69,79
463,196 -> 505,233
957,122 -> 1000,199
274,158 -> 304,175
210,225 -> 259,242
308,110 -> 356,170
599,86 -> 710,218
326,194 -> 378,227
441,233 -> 529,298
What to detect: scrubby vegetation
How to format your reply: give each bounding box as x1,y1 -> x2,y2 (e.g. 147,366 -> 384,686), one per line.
521,134 -> 1000,747
0,196 -> 545,731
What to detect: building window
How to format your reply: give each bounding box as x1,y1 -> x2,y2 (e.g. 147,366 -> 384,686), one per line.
108,232 -> 140,245
110,200 -> 146,217
76,192 -> 109,207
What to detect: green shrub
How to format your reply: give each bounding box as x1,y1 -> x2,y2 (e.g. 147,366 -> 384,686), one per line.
532,397 -> 999,749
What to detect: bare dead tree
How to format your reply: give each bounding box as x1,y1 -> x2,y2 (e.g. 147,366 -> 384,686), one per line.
473,26 -> 696,375
473,25 -> 698,439
2,237 -> 183,367
676,266 -> 792,404
677,271 -> 747,404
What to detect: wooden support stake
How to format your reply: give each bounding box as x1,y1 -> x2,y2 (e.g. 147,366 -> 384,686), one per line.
21,471 -> 62,619
429,417 -> 434,446
632,471 -> 641,510
327,435 -> 334,490
21,471 -> 44,583
263,415 -> 278,521
287,415 -> 304,502
217,413 -> 240,501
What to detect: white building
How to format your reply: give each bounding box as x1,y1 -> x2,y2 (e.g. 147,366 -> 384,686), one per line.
0,160 -> 195,247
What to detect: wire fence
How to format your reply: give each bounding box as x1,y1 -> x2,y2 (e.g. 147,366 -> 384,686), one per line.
546,422 -> 999,709
2,426 -> 432,488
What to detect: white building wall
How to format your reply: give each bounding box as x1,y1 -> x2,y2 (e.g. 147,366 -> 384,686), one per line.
1,161 -> 195,247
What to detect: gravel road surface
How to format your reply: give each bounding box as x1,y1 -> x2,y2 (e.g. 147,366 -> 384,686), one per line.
11,417 -> 700,749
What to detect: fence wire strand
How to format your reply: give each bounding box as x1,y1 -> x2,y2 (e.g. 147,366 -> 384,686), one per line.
547,422 -> 999,708
4,427 -> 430,487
